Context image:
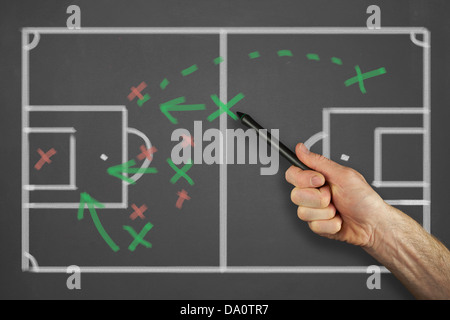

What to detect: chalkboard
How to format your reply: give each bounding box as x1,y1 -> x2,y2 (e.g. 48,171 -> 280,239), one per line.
2,0 -> 450,300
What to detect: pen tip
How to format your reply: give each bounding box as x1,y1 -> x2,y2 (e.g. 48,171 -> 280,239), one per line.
236,111 -> 245,120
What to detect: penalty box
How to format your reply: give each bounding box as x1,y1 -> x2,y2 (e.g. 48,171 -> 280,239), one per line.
323,107 -> 430,232
25,106 -> 128,209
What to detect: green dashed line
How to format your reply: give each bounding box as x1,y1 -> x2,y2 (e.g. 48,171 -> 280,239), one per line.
160,78 -> 169,90
306,53 -> 320,61
248,51 -> 260,59
277,50 -> 293,57
331,57 -> 343,65
181,64 -> 198,76
214,56 -> 224,65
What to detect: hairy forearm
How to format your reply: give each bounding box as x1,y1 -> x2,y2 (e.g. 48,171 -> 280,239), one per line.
363,205 -> 450,299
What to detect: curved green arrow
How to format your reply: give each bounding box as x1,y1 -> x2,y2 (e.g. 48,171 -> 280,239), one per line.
160,96 -> 206,124
78,192 -> 120,252
107,159 -> 158,184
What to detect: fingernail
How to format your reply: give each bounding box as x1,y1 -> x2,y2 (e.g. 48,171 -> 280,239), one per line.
311,176 -> 323,187
300,143 -> 310,154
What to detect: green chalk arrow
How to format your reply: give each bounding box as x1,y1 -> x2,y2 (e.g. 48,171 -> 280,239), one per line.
107,159 -> 158,184
160,96 -> 206,124
77,192 -> 120,252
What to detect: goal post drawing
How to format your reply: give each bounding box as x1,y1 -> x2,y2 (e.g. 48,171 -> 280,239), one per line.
22,27 -> 430,274
372,127 -> 427,189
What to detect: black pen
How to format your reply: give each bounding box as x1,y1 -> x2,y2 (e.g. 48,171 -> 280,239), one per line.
236,111 -> 311,171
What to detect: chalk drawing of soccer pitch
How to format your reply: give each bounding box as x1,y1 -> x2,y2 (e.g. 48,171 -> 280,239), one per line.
22,27 -> 430,274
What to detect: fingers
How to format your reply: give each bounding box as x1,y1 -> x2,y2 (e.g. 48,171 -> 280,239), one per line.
286,142 -> 348,238
308,215 -> 343,235
285,165 -> 325,188
295,200 -> 341,236
297,203 -> 336,221
290,184 -> 331,208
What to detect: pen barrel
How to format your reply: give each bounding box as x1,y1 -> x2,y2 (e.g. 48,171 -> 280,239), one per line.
241,115 -> 311,171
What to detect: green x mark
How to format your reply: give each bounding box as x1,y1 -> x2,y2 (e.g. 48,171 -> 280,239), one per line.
123,223 -> 153,252
167,158 -> 194,185
207,93 -> 245,122
344,65 -> 387,94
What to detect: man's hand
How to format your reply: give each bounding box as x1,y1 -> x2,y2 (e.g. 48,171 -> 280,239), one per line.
286,143 -> 450,299
285,143 -> 391,248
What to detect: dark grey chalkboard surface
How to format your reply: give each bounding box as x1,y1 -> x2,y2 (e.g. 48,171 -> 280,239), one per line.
2,0 -> 450,300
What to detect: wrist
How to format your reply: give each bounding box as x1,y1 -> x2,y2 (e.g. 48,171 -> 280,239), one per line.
362,202 -> 401,254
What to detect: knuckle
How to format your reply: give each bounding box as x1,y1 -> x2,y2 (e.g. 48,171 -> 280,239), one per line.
314,154 -> 333,168
314,153 -> 328,163
342,167 -> 355,178
284,169 -> 290,182
308,221 -> 320,234
286,167 -> 303,186
290,188 -> 298,204
296,174 -> 306,187
319,191 -> 331,208
343,167 -> 366,182
327,204 -> 337,219
331,220 -> 342,234
297,206 -> 307,221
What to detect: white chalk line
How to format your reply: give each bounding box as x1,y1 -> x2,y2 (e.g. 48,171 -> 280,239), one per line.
24,185 -> 77,191
219,29 -> 228,272
410,32 -> 430,48
27,105 -> 126,112
23,31 -> 40,50
304,131 -> 328,150
22,27 -> 428,35
70,133 -> 76,187
372,181 -> 429,188
22,30 -> 30,270
27,265 -> 390,274
25,203 -> 127,209
23,252 -> 39,272
127,127 -> 153,183
324,107 -> 428,114
386,200 -> 430,206
24,127 -> 76,133
24,127 -> 77,191
422,30 -> 431,233
373,127 -> 426,188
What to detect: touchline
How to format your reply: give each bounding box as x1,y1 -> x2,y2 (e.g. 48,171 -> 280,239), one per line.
171,121 -> 280,175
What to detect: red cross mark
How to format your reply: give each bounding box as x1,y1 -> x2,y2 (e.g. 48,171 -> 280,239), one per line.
130,203 -> 148,220
181,134 -> 195,147
176,189 -> 191,209
137,145 -> 157,161
34,148 -> 57,170
127,82 -> 147,101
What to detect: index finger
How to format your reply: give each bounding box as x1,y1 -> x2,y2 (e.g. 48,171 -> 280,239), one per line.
285,165 -> 326,188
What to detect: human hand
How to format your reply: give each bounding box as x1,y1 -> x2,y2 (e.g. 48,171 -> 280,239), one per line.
285,143 -> 392,247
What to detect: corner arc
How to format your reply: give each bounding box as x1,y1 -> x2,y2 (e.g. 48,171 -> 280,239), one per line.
410,30 -> 430,48
23,31 -> 41,51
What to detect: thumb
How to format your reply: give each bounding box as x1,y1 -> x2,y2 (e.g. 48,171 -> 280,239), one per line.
295,143 -> 345,182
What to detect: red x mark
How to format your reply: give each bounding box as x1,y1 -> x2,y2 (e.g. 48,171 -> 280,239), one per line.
181,134 -> 195,147
130,203 -> 148,220
127,82 -> 147,101
176,189 -> 191,209
137,145 -> 157,161
34,148 -> 57,170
